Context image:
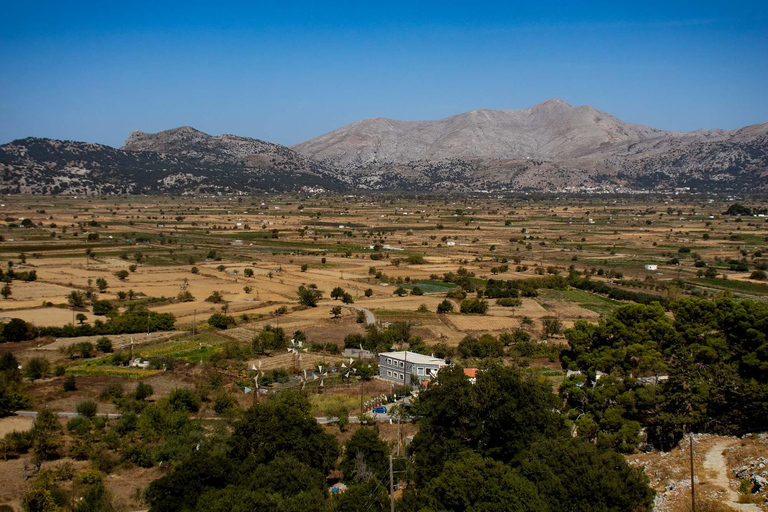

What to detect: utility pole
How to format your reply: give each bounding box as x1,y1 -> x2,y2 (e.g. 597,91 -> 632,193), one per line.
360,379 -> 364,419
690,433 -> 696,512
389,455 -> 395,512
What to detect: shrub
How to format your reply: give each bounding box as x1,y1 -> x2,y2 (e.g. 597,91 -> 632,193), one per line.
24,357 -> 50,381
63,375 -> 77,392
95,337 -> 113,353
92,300 -> 116,316
134,382 -> 153,401
437,300 -> 454,314
168,389 -> 200,412
208,313 -> 235,330
206,290 -> 224,303
100,382 -> 124,401
76,400 -> 98,418
460,298 -> 488,314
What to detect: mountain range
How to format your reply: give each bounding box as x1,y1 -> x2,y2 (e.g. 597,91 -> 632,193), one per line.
1,99 -> 766,194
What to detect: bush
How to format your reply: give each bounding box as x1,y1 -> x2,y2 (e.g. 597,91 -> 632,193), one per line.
63,375 -> 77,392
169,389 -> 200,412
99,382 -> 124,401
411,286 -> 424,296
213,394 -> 239,416
95,337 -> 113,353
76,400 -> 98,419
460,298 -> 488,314
208,313 -> 235,330
206,291 -> 224,303
407,254 -> 426,265
92,300 -> 116,316
24,357 -> 50,381
134,382 -> 153,401
437,300 -> 454,314
67,416 -> 91,436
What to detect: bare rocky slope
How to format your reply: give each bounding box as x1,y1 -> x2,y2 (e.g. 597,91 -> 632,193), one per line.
1,101 -> 766,194
292,99 -> 768,193
292,99 -> 686,165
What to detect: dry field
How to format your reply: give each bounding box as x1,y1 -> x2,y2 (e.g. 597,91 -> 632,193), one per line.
1,195 -> 768,510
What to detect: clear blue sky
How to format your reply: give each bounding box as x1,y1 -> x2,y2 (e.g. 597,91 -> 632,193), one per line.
1,0 -> 766,147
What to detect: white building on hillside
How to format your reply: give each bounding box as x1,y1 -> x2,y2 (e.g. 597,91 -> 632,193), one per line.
378,351 -> 448,385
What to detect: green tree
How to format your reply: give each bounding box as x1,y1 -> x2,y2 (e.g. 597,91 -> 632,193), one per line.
31,409 -> 63,468
25,357 -> 51,381
68,290 -> 86,308
95,337 -> 113,353
459,298 -> 488,314
437,299 -> 454,314
62,375 -> 77,392
297,285 -> 322,307
340,427 -> 389,483
401,452 -> 544,512
169,389 -> 200,413
134,382 -> 153,401
76,400 -> 98,419
229,392 -> 340,475
208,313 -> 235,330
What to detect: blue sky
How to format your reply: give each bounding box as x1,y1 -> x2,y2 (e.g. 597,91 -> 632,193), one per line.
1,1 -> 766,147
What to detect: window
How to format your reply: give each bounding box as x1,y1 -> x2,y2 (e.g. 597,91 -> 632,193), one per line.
400,361 -> 404,368
400,373 -> 404,380
417,367 -> 425,375
387,370 -> 392,377
387,358 -> 392,365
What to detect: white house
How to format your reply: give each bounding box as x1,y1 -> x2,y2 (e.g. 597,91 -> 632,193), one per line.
378,351 -> 448,385
644,264 -> 658,271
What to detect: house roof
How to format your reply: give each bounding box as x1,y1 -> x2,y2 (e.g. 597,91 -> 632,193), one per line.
463,368 -> 479,378
379,351 -> 447,366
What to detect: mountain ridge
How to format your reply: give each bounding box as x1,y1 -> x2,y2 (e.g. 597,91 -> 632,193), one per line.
1,100 -> 766,195
290,99 -> 704,165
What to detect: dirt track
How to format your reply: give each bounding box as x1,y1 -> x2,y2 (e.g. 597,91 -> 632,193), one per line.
703,439 -> 763,511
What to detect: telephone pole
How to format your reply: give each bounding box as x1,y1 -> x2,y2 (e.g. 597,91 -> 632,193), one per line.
389,455 -> 395,512
690,433 -> 696,512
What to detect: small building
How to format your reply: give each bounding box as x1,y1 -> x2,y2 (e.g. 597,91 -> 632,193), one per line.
464,368 -> 479,384
129,358 -> 150,369
342,348 -> 375,359
378,351 -> 448,385
644,264 -> 658,271
635,375 -> 669,386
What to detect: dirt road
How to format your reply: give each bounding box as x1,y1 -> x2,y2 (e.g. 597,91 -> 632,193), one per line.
703,439 -> 762,511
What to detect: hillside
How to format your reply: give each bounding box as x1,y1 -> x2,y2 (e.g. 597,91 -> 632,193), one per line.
292,100 -> 768,193
0,129 -> 348,195
1,102 -> 766,194
291,99 -> 686,165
